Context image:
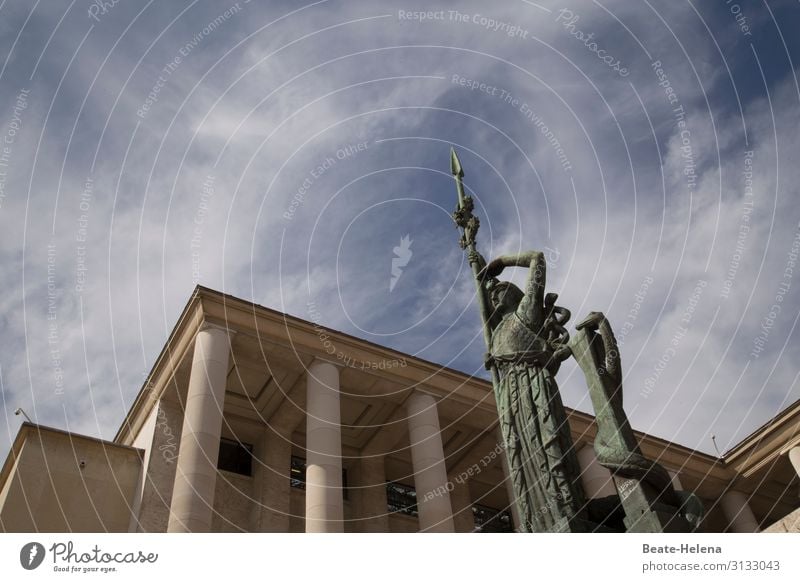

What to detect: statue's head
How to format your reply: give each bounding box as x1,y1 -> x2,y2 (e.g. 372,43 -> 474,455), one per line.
487,280 -> 524,316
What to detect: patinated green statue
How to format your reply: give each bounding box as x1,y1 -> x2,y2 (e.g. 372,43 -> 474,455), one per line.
475,250 -> 588,532
571,312 -> 704,531
450,148 -> 702,532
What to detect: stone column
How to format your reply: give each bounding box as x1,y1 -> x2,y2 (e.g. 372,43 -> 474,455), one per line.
576,445 -> 616,499
449,477 -> 475,532
721,490 -> 760,533
305,360 -> 343,532
789,446 -> 800,479
497,429 -> 521,531
406,392 -> 454,532
253,429 -> 292,532
168,326 -> 231,532
355,455 -> 389,532
668,470 -> 684,491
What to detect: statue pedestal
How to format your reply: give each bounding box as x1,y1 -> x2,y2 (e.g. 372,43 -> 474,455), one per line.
570,323 -> 697,533
614,476 -> 693,533
545,515 -> 617,533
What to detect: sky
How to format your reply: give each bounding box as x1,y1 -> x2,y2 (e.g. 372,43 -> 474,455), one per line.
0,0 -> 799,462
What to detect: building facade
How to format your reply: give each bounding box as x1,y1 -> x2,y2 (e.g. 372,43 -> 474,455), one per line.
1,286 -> 798,533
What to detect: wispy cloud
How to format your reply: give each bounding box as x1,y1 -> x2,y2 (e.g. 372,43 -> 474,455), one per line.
0,0 -> 798,460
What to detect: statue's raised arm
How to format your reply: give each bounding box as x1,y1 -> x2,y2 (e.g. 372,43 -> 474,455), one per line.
478,250 -> 546,331
477,249 -> 587,531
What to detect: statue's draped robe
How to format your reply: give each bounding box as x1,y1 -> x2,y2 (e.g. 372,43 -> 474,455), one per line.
491,312 -> 585,532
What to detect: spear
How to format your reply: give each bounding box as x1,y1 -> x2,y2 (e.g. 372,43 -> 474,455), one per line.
450,148 -> 499,385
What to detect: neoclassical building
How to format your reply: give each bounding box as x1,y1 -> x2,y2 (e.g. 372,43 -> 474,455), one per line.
1,286 -> 798,533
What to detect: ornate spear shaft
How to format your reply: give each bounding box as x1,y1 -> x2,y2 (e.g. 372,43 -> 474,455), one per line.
450,148 -> 499,385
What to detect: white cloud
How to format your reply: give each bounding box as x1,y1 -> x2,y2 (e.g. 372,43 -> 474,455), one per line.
0,0 -> 798,461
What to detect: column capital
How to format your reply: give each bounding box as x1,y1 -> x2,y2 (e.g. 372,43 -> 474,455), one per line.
779,440 -> 800,456
667,469 -> 684,491
406,388 -> 441,406
199,320 -> 236,336
787,447 -> 800,479
308,356 -> 344,370
723,484 -> 749,497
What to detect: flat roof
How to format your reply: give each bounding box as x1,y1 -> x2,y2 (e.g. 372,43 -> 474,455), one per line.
0,422 -> 141,495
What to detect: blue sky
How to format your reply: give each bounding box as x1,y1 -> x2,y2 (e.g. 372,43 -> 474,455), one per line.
1,0 -> 799,460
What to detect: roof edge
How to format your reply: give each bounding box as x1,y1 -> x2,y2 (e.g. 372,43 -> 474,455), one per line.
112,285 -> 204,444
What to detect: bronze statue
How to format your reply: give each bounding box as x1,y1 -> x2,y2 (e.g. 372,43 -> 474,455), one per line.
475,250 -> 587,532
571,312 -> 704,531
450,148 -> 702,532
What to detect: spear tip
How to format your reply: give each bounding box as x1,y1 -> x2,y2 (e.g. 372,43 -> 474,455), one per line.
450,147 -> 464,178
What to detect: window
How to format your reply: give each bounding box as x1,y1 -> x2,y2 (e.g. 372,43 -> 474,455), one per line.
386,481 -> 418,517
290,455 -> 306,489
217,438 -> 253,476
290,456 -> 349,500
472,504 -> 514,532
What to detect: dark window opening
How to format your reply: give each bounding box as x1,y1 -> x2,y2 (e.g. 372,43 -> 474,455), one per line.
290,456 -> 349,500
472,504 -> 514,532
290,455 -> 306,489
386,481 -> 418,517
217,438 -> 253,476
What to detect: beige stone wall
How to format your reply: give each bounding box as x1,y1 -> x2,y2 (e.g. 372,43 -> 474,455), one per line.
389,512 -> 419,532
136,400 -> 183,532
763,507 -> 800,533
127,402 -> 159,531
0,439 -> 45,532
289,488 -> 305,532
252,431 -> 292,532
0,428 -> 140,532
343,500 -> 355,532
